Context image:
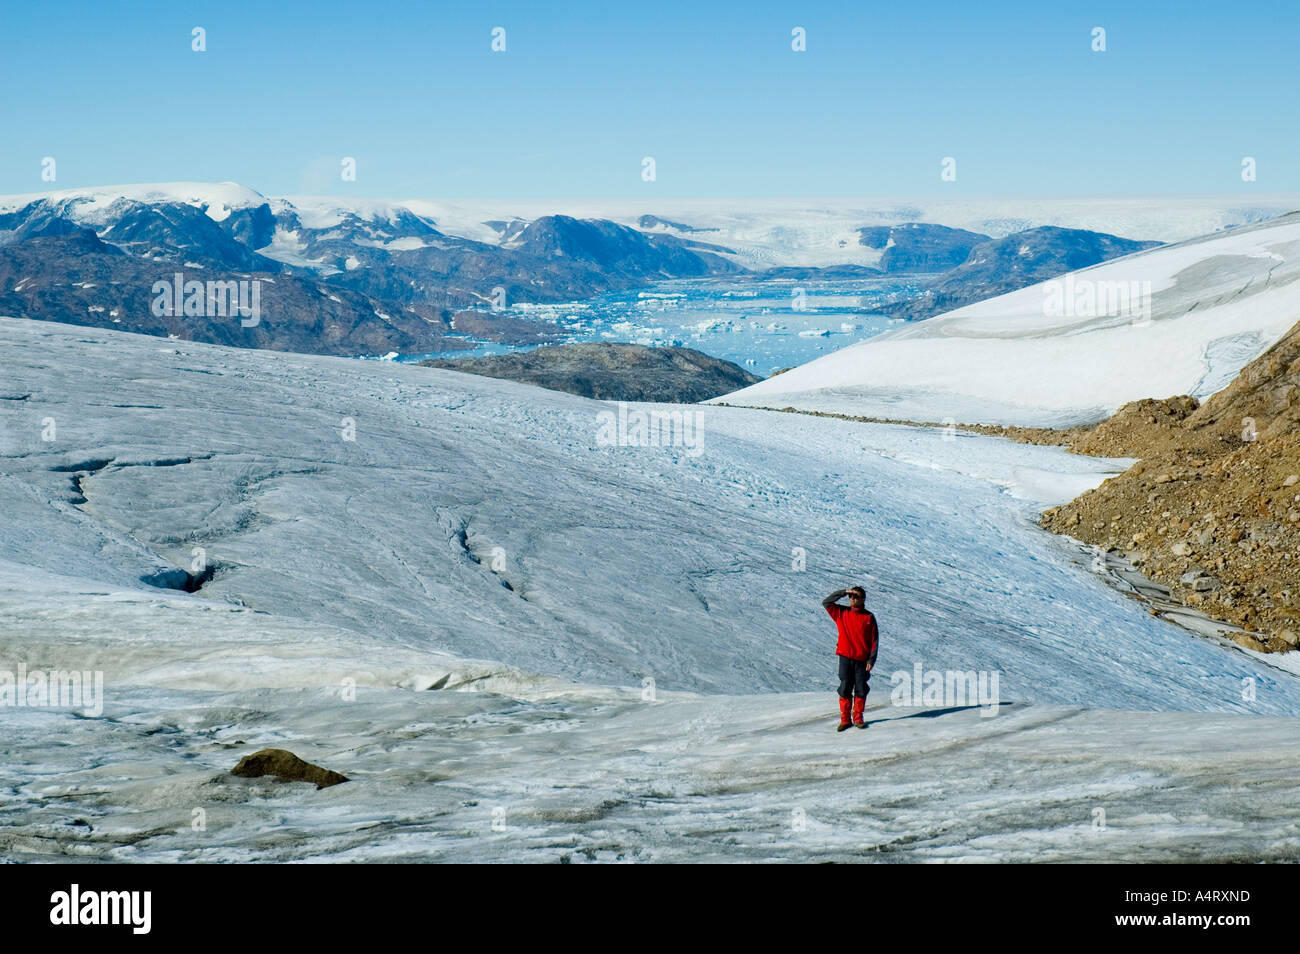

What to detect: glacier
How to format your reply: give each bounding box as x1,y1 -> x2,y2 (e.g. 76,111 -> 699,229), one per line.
3,315 -> 1300,862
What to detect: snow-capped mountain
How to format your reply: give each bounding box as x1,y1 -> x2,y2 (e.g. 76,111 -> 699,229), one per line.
288,194 -> 1297,268
717,213 -> 1300,427
0,184 -> 742,355
6,181 -> 1290,362
878,226 -> 1162,320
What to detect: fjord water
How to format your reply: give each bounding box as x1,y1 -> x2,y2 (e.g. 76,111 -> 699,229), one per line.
402,276 -> 921,375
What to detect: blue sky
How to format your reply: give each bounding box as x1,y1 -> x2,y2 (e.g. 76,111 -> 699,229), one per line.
1,0 -> 1295,198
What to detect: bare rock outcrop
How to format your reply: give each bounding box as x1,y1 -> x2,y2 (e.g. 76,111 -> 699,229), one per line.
1039,315 -> 1300,651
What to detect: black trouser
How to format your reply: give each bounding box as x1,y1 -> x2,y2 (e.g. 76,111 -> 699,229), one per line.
837,655 -> 870,699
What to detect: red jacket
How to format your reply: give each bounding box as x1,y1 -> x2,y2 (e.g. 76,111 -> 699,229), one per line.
824,596 -> 878,664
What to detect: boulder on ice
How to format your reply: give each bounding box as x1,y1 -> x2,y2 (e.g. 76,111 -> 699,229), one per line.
230,749 -> 348,789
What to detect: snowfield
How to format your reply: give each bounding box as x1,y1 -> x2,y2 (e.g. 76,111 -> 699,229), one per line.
0,182 -> 267,226
2,316 -> 1300,862
718,214 -> 1300,426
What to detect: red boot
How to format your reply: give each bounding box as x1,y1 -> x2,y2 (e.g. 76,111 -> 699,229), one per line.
852,696 -> 866,728
837,697 -> 852,731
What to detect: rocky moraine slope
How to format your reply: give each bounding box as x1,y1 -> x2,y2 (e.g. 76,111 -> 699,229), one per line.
422,342 -> 760,402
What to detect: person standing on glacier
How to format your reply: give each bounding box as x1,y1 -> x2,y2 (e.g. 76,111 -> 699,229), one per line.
822,586 -> 879,730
